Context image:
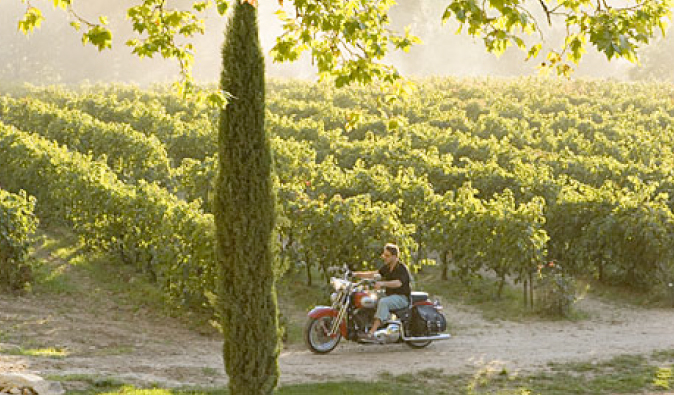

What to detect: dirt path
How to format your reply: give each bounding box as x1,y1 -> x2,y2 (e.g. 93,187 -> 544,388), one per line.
2,287 -> 674,388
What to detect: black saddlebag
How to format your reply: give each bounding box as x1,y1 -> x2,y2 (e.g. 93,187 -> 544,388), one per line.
410,304 -> 446,336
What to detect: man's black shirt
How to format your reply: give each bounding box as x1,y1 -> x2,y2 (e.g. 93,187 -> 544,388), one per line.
378,262 -> 411,298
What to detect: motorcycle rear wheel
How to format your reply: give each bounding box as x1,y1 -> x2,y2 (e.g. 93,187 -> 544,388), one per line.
305,316 -> 341,354
405,339 -> 432,349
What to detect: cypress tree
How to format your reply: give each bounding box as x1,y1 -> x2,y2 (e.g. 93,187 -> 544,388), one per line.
215,1 -> 279,394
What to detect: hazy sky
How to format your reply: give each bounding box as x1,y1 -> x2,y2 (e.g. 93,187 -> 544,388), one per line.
0,0 -> 638,86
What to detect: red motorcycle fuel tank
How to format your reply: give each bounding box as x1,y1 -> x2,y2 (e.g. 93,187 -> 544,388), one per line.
354,291 -> 377,309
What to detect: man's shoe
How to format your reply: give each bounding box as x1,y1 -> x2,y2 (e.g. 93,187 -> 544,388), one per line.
358,332 -> 380,343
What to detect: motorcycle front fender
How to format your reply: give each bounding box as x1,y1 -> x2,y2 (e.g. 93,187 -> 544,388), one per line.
307,306 -> 347,337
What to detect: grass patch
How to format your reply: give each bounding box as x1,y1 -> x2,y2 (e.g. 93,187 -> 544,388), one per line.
61,380 -> 428,395
413,266 -> 543,322
24,226 -> 217,334
201,367 -> 220,377
30,227 -> 82,261
28,229 -> 84,295
90,345 -> 136,357
652,349 -> 674,363
0,346 -> 69,358
504,354 -> 672,395
74,250 -> 217,334
31,258 -> 78,295
584,279 -> 674,308
277,269 -> 331,344
654,367 -> 673,390
79,252 -> 169,313
277,381 -> 426,395
56,352 -> 674,395
277,269 -> 331,311
47,374 -> 127,394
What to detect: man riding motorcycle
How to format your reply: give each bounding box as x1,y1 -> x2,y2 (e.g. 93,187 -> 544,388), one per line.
303,242 -> 450,353
354,243 -> 411,342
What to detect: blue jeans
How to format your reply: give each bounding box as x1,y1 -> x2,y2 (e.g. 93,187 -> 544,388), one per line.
375,294 -> 409,322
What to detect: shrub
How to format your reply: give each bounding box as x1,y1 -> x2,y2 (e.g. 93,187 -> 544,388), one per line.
536,261 -> 577,317
0,188 -> 38,290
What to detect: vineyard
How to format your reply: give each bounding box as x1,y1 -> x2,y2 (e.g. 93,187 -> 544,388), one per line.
2,78 -> 674,317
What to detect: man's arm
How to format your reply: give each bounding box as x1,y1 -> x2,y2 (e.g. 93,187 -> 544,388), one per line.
353,270 -> 379,279
376,279 -> 402,288
375,265 -> 407,289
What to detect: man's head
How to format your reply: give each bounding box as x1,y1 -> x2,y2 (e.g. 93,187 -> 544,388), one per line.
381,243 -> 399,266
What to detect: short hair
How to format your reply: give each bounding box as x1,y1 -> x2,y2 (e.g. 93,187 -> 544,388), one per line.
384,243 -> 399,256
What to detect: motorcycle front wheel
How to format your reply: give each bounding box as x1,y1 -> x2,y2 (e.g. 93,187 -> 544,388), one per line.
305,316 -> 341,354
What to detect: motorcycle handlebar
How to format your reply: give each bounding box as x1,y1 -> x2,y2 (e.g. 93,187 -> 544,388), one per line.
337,265 -> 379,287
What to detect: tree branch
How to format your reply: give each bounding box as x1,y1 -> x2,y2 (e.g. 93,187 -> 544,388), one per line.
538,0 -> 552,25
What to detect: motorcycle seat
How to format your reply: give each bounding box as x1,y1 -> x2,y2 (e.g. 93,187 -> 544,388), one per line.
390,293 -> 430,319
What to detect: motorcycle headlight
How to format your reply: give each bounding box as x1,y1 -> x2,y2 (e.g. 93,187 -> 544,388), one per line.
330,277 -> 347,291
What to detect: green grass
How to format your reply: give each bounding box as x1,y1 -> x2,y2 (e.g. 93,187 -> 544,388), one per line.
0,345 -> 69,358
654,367 -> 673,390
89,345 -> 136,357
24,227 -> 218,332
277,268 -> 331,311
412,266 -> 583,322
52,351 -> 674,394
276,269 -> 331,344
653,349 -> 674,362
585,279 -> 674,309
27,228 -> 83,295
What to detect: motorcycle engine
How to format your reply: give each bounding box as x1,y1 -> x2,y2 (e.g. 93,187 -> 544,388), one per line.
352,308 -> 374,332
360,293 -> 377,309
352,309 -> 402,343
374,323 -> 401,343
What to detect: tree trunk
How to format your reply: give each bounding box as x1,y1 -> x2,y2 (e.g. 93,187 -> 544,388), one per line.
529,271 -> 534,310
497,272 -> 506,300
215,2 -> 279,394
305,256 -> 312,287
441,249 -> 451,281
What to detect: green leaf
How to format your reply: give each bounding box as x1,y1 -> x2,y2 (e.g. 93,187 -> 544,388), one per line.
17,7 -> 44,34
489,0 -> 505,11
83,26 -> 113,51
51,0 -> 71,10
193,1 -> 209,12
216,0 -> 229,16
526,44 -> 542,60
206,91 -> 228,109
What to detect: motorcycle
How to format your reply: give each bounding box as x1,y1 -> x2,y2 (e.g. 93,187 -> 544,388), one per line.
304,265 -> 451,354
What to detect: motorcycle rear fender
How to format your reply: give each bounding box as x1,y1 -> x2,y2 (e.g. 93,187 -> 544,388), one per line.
307,306 -> 347,337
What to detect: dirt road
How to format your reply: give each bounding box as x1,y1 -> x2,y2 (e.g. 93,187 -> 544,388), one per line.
1,290 -> 673,388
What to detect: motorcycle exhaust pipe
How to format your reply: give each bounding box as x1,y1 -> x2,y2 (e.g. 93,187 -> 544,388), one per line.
401,333 -> 452,341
